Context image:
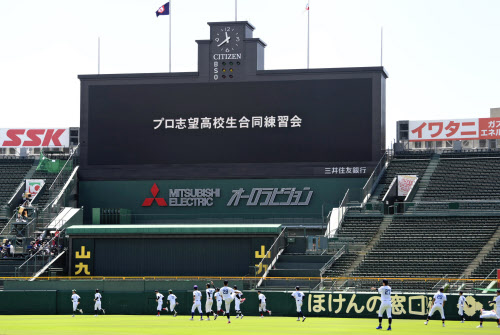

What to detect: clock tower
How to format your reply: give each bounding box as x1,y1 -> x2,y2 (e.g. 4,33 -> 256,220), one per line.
196,22 -> 266,82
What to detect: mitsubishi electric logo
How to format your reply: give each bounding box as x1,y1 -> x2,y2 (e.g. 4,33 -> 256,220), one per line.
142,184 -> 220,207
141,184 -> 313,208
142,183 -> 167,207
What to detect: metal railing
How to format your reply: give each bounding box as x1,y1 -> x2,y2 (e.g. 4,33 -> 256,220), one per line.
479,268 -> 498,287
1,275 -> 496,293
320,245 -> 346,276
431,275 -> 449,290
316,245 -> 346,290
14,229 -> 66,277
36,145 -> 80,229
361,152 -> 388,203
317,276 -> 498,294
255,228 -> 287,281
336,189 -> 350,231
0,276 -> 496,293
449,274 -> 465,291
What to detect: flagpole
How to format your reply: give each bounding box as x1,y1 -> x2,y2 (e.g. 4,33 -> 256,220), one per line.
380,26 -> 383,67
307,3 -> 310,69
98,37 -> 100,75
235,0 -> 237,21
169,0 -> 172,72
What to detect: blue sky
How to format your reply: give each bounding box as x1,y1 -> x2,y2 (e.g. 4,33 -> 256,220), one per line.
0,0 -> 499,145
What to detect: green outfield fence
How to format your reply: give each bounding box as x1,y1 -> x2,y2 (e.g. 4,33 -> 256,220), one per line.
0,285 -> 497,320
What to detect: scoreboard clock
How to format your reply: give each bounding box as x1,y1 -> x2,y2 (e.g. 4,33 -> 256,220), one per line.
209,22 -> 254,81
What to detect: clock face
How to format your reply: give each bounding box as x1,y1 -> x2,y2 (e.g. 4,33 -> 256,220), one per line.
214,26 -> 241,53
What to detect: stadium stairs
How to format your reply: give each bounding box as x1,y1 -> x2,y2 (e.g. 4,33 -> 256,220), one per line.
411,154 -> 440,202
262,254 -> 331,290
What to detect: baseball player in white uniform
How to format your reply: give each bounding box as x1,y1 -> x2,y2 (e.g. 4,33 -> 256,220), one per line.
233,285 -> 245,319
291,286 -> 304,321
71,290 -> 83,317
166,290 -> 178,317
205,282 -> 216,320
94,289 -> 105,316
214,287 -> 225,318
220,281 -> 234,323
477,289 -> 500,328
425,288 -> 447,327
458,291 -> 471,323
258,290 -> 272,318
190,285 -> 204,321
155,290 -> 164,316
371,279 -> 392,330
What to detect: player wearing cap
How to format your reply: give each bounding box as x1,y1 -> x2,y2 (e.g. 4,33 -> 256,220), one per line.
155,290 -> 164,317
291,286 -> 304,322
214,287 -> 225,319
233,285 -> 245,319
425,288 -> 447,327
477,290 -> 500,328
458,291 -> 471,323
371,279 -> 392,330
71,289 -> 83,317
205,282 -> 216,320
94,289 -> 105,316
220,281 -> 235,323
190,285 -> 204,321
166,290 -> 178,317
258,290 -> 272,318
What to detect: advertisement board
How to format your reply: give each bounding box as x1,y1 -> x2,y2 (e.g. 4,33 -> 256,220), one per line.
25,179 -> 45,198
78,178 -> 367,223
0,128 -> 69,147
397,175 -> 418,197
409,117 -> 500,142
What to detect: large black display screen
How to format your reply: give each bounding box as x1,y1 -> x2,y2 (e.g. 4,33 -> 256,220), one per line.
87,78 -> 372,165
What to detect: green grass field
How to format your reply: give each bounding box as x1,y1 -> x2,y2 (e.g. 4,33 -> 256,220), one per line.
0,315 -> 498,335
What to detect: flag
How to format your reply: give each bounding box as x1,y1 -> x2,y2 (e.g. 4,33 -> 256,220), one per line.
306,3 -> 309,10
156,2 -> 170,17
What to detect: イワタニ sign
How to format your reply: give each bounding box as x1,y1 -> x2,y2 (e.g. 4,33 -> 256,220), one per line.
409,117 -> 500,142
0,128 -> 69,147
397,175 -> 418,197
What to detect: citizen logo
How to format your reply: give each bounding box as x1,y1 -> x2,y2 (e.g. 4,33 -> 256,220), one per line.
212,53 -> 242,60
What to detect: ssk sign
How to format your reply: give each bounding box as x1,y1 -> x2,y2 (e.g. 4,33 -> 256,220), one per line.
0,128 -> 69,148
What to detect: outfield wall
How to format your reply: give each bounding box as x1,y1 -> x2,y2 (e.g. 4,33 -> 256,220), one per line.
0,286 -> 494,321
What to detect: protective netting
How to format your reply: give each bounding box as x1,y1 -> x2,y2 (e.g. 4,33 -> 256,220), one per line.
36,152 -> 72,173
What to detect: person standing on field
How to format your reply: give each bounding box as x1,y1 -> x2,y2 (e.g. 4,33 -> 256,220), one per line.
71,289 -> 83,317
94,289 -> 105,316
291,286 -> 305,322
371,279 -> 392,331
425,288 -> 447,327
155,290 -> 164,317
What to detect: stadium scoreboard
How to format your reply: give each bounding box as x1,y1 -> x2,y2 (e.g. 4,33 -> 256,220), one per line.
79,21 -> 387,181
